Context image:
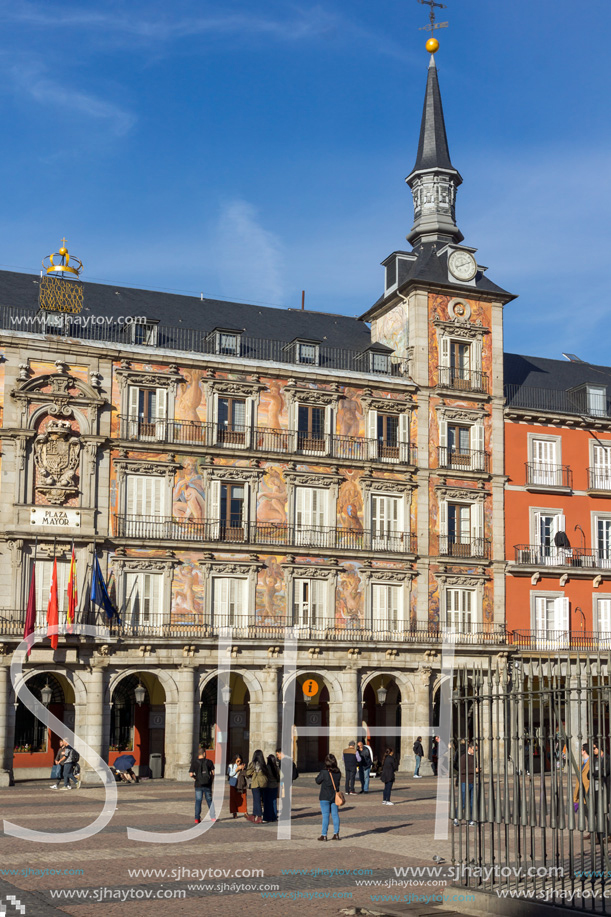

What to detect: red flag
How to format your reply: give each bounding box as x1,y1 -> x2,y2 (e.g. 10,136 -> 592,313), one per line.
67,547 -> 77,635
46,558 -> 59,650
23,564 -> 36,657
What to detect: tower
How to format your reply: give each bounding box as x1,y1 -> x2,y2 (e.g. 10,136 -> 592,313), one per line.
361,38 -> 515,644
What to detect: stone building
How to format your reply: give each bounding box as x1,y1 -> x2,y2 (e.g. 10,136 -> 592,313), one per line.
0,50 -> 513,785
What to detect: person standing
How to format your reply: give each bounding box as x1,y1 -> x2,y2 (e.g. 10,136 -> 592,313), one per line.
190,746 -> 216,824
315,753 -> 342,841
343,741 -> 358,795
381,747 -> 398,805
276,748 -> 298,816
589,742 -> 609,841
454,740 -> 477,826
245,749 -> 269,823
413,736 -> 424,778
574,745 -> 590,813
430,736 -> 440,776
52,739 -> 78,791
356,740 -> 372,794
228,754 -> 247,819
263,754 -> 280,822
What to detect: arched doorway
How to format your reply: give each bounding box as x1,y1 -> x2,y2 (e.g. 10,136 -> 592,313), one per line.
363,676 -> 401,766
110,673 -> 166,778
294,674 -> 329,771
13,672 -> 74,780
199,674 -> 250,764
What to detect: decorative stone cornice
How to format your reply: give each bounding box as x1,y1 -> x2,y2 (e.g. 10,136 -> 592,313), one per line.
205,378 -> 265,398
284,385 -> 341,407
435,404 -> 486,422
198,557 -> 264,575
12,372 -> 105,406
115,366 -> 185,391
361,390 -> 413,414
361,564 -> 414,584
204,465 -> 263,485
282,563 -> 338,580
112,554 -> 178,572
361,474 -> 414,494
436,486 -> 486,502
284,467 -> 340,487
433,318 -> 489,339
113,455 -> 181,478
436,573 -> 486,587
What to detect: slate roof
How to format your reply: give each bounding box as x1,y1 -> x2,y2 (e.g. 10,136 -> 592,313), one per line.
360,242 -> 515,320
408,55 -> 461,181
504,352 -> 611,416
0,269 -> 375,353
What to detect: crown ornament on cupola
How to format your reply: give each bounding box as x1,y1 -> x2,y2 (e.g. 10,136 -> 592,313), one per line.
39,238 -> 84,314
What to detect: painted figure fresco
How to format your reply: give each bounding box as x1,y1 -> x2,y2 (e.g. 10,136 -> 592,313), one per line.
336,564 -> 363,625
256,557 -> 285,622
172,559 -> 204,621
258,378 -> 287,430
175,368 -> 205,423
338,470 -> 363,532
257,466 -> 288,526
173,457 -> 206,520
337,388 -> 363,438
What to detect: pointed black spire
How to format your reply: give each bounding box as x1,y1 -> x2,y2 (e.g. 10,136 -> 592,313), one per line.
405,54 -> 463,246
411,54 -> 457,175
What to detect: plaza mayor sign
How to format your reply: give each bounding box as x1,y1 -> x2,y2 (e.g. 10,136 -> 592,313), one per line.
30,507 -> 81,528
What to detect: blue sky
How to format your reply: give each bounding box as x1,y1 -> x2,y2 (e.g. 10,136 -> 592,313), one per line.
0,0 -> 609,362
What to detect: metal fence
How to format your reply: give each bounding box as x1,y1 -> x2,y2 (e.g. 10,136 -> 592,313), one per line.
451,654 -> 611,910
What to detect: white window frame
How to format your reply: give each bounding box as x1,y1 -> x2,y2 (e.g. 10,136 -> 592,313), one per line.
531,591 -> 569,648
212,391 -> 252,449
438,497 -> 484,557
590,441 -> 611,490
293,486 -> 329,547
369,491 -> 405,551
528,507 -> 566,565
123,571 -> 163,625
127,385 -> 169,441
593,513 -> 611,569
587,385 -> 607,417
124,474 -> 168,536
371,582 -> 404,631
444,587 -> 477,637
295,341 -> 320,366
211,576 -> 248,626
293,577 -> 329,629
439,418 -> 485,471
594,595 -> 611,646
209,479 -> 251,540
130,321 -> 158,346
439,334 -> 482,383
367,409 -> 410,463
293,402 -> 331,455
34,559 -> 69,630
528,433 -> 562,487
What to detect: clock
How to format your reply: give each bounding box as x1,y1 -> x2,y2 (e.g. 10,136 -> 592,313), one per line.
448,250 -> 477,282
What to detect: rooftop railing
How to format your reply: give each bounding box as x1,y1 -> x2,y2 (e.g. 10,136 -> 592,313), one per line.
505,383 -> 611,418
0,303 -> 410,379
114,515 -> 418,554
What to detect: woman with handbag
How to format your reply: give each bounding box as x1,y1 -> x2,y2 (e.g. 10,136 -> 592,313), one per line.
315,753 -> 343,841
245,749 -> 269,823
228,754 -> 247,819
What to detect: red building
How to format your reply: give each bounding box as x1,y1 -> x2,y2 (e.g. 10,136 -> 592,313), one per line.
504,353 -> 611,649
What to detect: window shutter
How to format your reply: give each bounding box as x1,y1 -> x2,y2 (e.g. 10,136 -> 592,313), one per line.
594,445 -> 611,473
128,387 -> 139,437
294,580 -> 306,625
439,499 -> 447,537
125,572 -> 139,622
155,388 -> 168,441
373,584 -> 387,625
471,423 -> 485,469
533,511 -> 541,546
295,487 -> 306,527
210,480 -> 221,539
311,579 -> 322,626
367,410 -> 378,459
325,406 -> 332,437
535,596 -> 548,634
439,419 -> 447,451
213,578 -> 228,621
389,585 -> 400,627
598,599 -> 611,633
556,596 -> 570,632
471,339 -> 482,373
556,514 -> 566,537
399,413 -> 409,444
440,336 -> 450,368
312,488 -> 326,527
470,503 -> 483,554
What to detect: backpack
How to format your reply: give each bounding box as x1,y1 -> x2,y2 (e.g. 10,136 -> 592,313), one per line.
413,742 -> 421,755
72,749 -> 80,764
198,758 -> 212,786
361,747 -> 372,768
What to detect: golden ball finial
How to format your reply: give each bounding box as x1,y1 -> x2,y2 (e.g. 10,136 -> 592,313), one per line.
426,37 -> 439,53
58,246 -> 67,256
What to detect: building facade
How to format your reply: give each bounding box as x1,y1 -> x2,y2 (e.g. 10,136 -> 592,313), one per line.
0,51 -> 515,786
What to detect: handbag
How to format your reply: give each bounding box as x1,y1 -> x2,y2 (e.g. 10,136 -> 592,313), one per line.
228,775 -> 238,787
50,763 -> 62,780
236,772 -> 247,792
329,770 -> 346,808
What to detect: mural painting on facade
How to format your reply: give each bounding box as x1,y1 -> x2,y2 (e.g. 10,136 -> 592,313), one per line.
257,466 -> 287,526
338,469 -> 363,532
337,388 -> 363,438
336,563 -> 364,626
175,368 -> 205,424
173,457 -> 206,520
428,573 -> 440,628
258,378 -> 287,431
371,301 -> 409,356
256,556 -> 285,623
171,555 -> 204,624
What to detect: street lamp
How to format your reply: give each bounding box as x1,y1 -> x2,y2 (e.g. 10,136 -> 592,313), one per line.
303,689 -> 312,705
376,682 -> 388,706
221,682 -> 232,706
134,682 -> 146,707
41,681 -> 53,707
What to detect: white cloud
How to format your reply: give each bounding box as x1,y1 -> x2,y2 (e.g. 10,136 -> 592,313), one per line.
214,199 -> 284,304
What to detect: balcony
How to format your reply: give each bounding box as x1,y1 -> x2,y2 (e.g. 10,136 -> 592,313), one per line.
587,468 -> 611,495
438,535 -> 491,560
438,447 -> 490,474
512,630 -> 611,652
512,545 -> 611,571
437,366 -> 488,395
114,515 -> 418,554
525,462 -> 572,491
505,384 -> 611,419
117,417 -> 417,465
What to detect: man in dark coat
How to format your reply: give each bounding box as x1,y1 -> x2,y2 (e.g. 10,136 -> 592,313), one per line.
343,741 -> 358,795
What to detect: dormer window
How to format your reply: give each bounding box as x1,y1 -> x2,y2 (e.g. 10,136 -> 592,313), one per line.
286,339 -> 320,366
382,252 -> 416,294
40,311 -> 71,336
587,385 -> 607,417
355,345 -> 393,376
207,328 -> 243,357
385,260 -> 397,292
130,320 -> 158,346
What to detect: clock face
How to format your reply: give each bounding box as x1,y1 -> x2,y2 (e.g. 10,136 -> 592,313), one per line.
448,250 -> 477,282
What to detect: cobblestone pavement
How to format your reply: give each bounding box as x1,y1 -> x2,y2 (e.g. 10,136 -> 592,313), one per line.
0,775 -> 460,917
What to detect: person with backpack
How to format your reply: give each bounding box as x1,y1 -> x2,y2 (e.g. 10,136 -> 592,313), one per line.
413,736 -> 424,778
245,749 -> 269,823
315,753 -> 343,841
189,746 -> 216,823
356,740 -> 372,793
381,747 -> 399,805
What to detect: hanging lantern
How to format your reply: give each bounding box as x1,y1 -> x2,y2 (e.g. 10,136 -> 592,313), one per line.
303,689 -> 312,705
376,683 -> 388,706
134,682 -> 146,707
41,681 -> 53,707
221,683 -> 231,705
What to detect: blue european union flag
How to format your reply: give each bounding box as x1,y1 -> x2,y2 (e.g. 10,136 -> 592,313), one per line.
90,555 -> 120,623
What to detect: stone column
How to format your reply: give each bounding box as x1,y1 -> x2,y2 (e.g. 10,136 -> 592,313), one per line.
80,662 -> 106,786
410,664 -> 433,775
249,666 -> 279,759
0,662 -> 14,786
169,664 -> 197,781
328,666 -> 359,757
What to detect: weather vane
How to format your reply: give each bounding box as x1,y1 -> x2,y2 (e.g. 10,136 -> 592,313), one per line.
417,0 -> 448,53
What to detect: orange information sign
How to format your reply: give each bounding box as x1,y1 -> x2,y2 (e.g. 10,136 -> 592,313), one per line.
302,678 -> 319,697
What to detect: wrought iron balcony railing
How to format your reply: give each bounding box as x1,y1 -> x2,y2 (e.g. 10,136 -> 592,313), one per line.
438,535 -> 491,559
587,468 -> 611,491
0,303 -> 410,379
0,608 -> 508,645
437,366 -> 488,394
525,462 -> 572,489
513,545 -> 611,569
114,515 -> 418,554
511,630 -> 611,651
117,417 -> 417,465
505,383 -> 611,418
438,447 -> 490,473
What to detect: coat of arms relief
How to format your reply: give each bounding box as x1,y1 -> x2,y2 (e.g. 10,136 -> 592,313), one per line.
33,419 -> 81,505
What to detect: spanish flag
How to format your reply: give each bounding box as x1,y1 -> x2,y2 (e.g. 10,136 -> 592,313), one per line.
67,546 -> 77,634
